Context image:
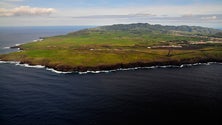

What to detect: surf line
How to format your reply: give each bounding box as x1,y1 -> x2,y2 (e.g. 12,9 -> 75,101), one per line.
0,60 -> 221,74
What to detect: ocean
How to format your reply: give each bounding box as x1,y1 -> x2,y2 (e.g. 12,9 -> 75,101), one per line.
0,26 -> 222,125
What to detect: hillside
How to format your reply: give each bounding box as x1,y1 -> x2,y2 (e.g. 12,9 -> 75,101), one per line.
0,23 -> 222,72
95,23 -> 221,34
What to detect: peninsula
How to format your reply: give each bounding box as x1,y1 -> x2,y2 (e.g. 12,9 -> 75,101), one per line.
1,23 -> 222,72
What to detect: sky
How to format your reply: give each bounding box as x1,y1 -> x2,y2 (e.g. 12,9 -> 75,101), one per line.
0,0 -> 222,28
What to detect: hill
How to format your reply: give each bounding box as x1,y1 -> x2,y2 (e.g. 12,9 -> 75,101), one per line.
95,23 -> 221,35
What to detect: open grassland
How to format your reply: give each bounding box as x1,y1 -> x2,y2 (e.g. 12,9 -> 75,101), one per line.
1,24 -> 222,72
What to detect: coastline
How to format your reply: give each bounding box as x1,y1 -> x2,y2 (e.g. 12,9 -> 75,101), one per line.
30,58 -> 222,72
1,57 -> 222,74
1,42 -> 222,74
0,23 -> 222,74
0,45 -> 220,72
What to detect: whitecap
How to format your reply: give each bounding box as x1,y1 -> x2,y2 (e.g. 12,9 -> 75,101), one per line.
46,68 -> 72,74
3,47 -> 10,49
91,71 -> 102,74
0,60 -> 20,64
78,71 -> 89,75
118,67 -> 141,71
0,61 -> 7,64
160,65 -> 171,68
16,63 -> 45,68
79,70 -> 114,74
146,66 -> 156,69
206,62 -> 217,65
8,61 -> 20,64
15,44 -> 21,46
33,39 -> 43,42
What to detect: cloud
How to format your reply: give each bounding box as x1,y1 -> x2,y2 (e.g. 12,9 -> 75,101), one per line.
182,14 -> 193,17
201,16 -> 217,20
56,3 -> 222,20
0,6 -> 56,16
72,13 -> 155,19
68,13 -> 222,27
0,0 -> 25,7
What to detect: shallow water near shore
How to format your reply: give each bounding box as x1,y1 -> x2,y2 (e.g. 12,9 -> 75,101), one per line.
1,27 -> 222,125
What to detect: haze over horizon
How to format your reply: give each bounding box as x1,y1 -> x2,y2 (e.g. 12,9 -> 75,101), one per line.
0,0 -> 222,28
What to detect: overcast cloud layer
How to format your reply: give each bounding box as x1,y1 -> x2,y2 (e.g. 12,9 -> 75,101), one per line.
0,0 -> 221,28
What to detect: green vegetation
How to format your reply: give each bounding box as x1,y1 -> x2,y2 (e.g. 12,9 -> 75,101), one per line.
0,23 -> 222,72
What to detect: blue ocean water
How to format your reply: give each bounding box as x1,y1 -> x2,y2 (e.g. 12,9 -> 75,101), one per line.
0,27 -> 222,125
0,26 -> 92,54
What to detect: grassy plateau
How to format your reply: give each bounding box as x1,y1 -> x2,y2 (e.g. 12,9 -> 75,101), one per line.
0,23 -> 222,72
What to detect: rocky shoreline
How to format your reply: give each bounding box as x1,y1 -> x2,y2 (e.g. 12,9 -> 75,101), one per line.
14,57 -> 222,72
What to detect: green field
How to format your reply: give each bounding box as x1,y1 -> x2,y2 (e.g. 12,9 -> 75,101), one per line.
1,23 -> 222,71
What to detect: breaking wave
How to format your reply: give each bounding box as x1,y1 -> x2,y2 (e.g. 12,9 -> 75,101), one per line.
46,68 -> 72,74
3,47 -> 10,49
15,63 -> 45,68
0,60 -> 20,64
33,39 -> 43,42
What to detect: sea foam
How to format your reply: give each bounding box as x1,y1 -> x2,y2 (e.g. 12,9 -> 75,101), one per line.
78,70 -> 111,74
0,61 -> 7,64
0,61 -> 20,64
3,47 -> 10,49
33,39 -> 43,42
15,63 -> 45,68
46,68 -> 72,74
15,44 -> 21,46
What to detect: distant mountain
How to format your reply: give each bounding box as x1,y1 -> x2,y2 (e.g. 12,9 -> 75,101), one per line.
95,23 -> 221,35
